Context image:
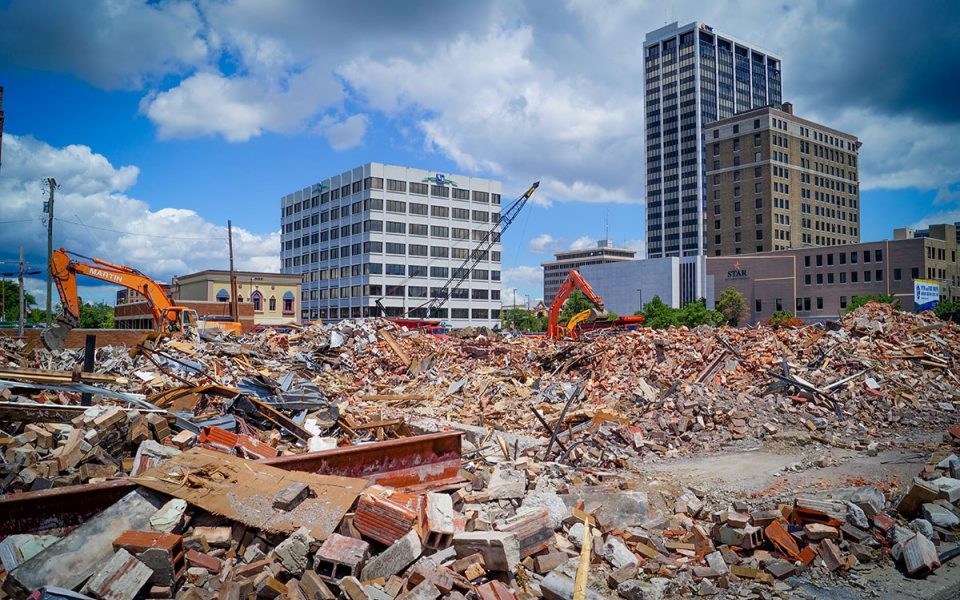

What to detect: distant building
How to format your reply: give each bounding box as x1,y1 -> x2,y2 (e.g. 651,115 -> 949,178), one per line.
706,223 -> 959,324
644,21 -> 781,267
116,285 -> 171,306
577,256 -> 705,317
172,270 -> 303,327
280,163 -> 503,328
704,103 -> 861,256
541,240 -> 636,302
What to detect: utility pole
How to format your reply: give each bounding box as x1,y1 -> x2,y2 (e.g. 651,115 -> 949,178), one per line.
18,247 -> 25,337
227,220 -> 239,323
44,177 -> 57,324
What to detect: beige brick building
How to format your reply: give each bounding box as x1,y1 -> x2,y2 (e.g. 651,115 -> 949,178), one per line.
705,103 -> 861,256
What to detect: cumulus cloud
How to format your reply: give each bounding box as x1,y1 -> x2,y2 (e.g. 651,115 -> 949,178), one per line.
527,233 -> 561,254
0,0 -> 208,90
1,0 -> 957,198
0,133 -> 279,291
501,266 -> 543,300
568,236 -> 596,251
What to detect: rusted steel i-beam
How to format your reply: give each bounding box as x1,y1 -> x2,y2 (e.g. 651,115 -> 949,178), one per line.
0,431 -> 462,535
262,431 -> 463,490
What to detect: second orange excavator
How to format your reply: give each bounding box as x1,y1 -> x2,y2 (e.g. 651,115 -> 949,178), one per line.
546,269 -> 644,339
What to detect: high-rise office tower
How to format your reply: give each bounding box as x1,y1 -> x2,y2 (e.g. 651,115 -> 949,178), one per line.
644,22 -> 782,267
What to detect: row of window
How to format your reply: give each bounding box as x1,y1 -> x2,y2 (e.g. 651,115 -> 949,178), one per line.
305,305 -> 499,321
804,269 -> 892,285
306,284 -> 501,301
284,179 -> 502,216
283,225 -> 502,250
804,249 -> 883,267
284,199 -> 501,233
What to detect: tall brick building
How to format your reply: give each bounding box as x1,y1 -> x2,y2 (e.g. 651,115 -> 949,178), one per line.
705,103 -> 861,256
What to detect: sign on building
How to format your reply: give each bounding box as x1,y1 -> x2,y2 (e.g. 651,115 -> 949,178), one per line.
914,279 -> 940,311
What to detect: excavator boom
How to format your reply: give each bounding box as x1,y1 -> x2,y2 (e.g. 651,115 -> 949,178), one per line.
42,248 -> 199,350
546,269 -> 609,340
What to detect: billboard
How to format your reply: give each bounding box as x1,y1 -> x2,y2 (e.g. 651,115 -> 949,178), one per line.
914,279 -> 940,311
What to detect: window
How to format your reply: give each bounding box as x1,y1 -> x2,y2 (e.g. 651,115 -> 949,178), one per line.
409,265 -> 427,277
386,221 -> 406,234
911,267 -> 919,279
876,269 -> 883,282
409,182 -> 428,195
804,256 -> 811,267
471,289 -> 488,300
386,264 -> 405,276
755,299 -> 762,313
431,246 -> 449,258
410,203 -> 428,216
387,200 -> 406,213
431,226 -> 449,238
453,208 -> 470,220
754,133 -> 761,147
875,249 -> 882,262
850,251 -> 858,264
408,286 -> 427,298
268,296 -> 276,311
804,297 -> 811,311
216,288 -> 229,303
452,227 -> 470,240
827,254 -> 834,266
409,244 -> 428,257
472,191 -> 489,203
840,272 -> 846,284
409,223 -> 428,236
251,291 -> 263,311
894,268 -> 901,281
816,255 -> 823,267
816,273 -> 823,284
863,250 -> 870,263
282,292 -> 294,315
840,296 -> 847,309
776,298 -> 783,311
431,185 -> 450,198
755,166 -> 762,178
430,266 -> 448,278
385,242 -> 405,255
452,188 -> 469,200
471,309 -> 489,319
386,285 -> 405,297
431,205 -> 449,218
753,118 -> 760,129
851,271 -> 858,283
839,253 -> 846,265
827,273 -> 834,284
816,297 -> 823,309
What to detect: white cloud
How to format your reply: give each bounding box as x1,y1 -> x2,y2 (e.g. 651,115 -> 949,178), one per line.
0,0 -> 208,90
322,114 -> 369,150
527,233 -> 560,254
933,184 -> 960,206
501,266 -> 543,299
0,133 -> 279,287
569,236 -> 595,251
621,239 -> 646,258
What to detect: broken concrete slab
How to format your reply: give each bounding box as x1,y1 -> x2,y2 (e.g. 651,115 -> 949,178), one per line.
4,489 -> 164,599
359,529 -> 422,582
82,548 -> 154,600
452,531 -> 520,572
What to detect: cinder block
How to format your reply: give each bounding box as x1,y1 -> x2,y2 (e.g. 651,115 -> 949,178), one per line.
355,486 -> 423,546
495,509 -> 551,558
315,533 -> 369,581
424,493 -> 456,551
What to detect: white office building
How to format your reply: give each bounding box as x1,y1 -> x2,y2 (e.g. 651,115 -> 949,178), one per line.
280,163 -> 504,327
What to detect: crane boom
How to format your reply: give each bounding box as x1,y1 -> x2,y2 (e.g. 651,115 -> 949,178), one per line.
546,269 -> 609,339
410,180 -> 539,318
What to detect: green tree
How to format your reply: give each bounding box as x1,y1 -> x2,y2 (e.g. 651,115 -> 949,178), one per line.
641,295 -> 678,329
501,309 -> 547,332
559,290 -> 596,323
847,294 -> 897,312
677,298 -> 724,328
716,287 -> 748,326
78,302 -> 115,329
769,311 -> 795,327
934,298 -> 960,321
0,280 -> 37,322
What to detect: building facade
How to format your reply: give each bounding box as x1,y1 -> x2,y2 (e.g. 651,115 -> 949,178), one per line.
578,256 -> 707,317
706,224 -> 959,324
705,103 -> 861,256
644,21 -> 782,265
172,270 -> 303,327
280,163 -> 503,327
541,240 -> 636,302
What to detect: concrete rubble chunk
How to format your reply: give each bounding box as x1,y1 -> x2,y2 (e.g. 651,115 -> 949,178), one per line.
83,548 -> 154,600
850,486 -> 885,517
453,531 -> 520,572
520,489 -> 569,529
271,527 -> 313,577
616,578 -> 669,600
921,503 -> 959,528
602,536 -> 638,570
4,489 -> 164,598
360,529 -> 422,582
930,477 -> 960,503
487,465 -> 526,499
149,499 -> 188,533
396,580 -> 440,600
541,571 -> 605,600
845,501 -> 869,530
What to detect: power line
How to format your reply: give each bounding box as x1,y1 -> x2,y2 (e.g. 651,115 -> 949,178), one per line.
58,218 -> 227,241
0,219 -> 38,225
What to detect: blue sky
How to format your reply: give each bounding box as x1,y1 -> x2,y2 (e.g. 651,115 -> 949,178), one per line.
1,0 -> 959,307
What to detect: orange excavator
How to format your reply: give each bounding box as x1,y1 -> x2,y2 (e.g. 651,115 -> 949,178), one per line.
546,269 -> 644,339
42,248 -> 201,351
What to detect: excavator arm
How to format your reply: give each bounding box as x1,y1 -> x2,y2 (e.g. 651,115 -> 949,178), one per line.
43,248 -> 196,350
546,269 -> 609,340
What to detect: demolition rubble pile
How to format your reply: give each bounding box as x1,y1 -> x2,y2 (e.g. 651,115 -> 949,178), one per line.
0,303 -> 958,598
